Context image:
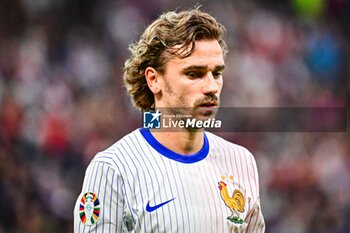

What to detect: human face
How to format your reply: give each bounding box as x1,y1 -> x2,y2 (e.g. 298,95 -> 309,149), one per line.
157,40 -> 225,119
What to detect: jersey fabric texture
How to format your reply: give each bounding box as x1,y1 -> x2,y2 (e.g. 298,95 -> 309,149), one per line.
74,128 -> 265,232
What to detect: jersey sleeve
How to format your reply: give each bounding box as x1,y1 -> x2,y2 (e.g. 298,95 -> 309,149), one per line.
245,153 -> 266,232
245,197 -> 265,232
73,160 -> 127,232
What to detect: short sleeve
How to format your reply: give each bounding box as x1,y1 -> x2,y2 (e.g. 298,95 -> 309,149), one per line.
73,161 -> 126,232
245,197 -> 265,232
246,153 -> 265,232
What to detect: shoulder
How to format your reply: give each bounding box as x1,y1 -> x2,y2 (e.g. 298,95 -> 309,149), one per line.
205,131 -> 257,165
90,128 -> 145,171
205,131 -> 252,155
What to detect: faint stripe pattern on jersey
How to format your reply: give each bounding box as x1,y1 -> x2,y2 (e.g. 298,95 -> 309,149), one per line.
74,128 -> 265,232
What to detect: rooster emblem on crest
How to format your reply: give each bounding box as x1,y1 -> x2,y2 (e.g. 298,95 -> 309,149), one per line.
218,180 -> 245,224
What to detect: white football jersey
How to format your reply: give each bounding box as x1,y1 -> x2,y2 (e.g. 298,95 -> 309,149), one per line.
74,128 -> 265,232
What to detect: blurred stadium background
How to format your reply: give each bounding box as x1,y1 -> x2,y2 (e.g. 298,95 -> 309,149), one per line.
0,0 -> 349,232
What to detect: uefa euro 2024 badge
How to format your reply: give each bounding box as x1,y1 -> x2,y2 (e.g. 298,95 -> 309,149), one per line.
79,192 -> 100,225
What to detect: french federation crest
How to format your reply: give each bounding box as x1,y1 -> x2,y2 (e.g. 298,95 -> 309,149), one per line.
79,192 -> 100,225
218,176 -> 245,224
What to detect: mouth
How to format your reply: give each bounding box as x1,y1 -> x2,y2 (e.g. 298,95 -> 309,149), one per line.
195,101 -> 219,118
198,102 -> 218,109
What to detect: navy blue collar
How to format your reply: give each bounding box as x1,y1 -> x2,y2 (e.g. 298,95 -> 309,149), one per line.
139,128 -> 209,164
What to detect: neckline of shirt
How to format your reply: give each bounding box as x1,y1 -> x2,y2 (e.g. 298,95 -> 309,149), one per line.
139,128 -> 209,164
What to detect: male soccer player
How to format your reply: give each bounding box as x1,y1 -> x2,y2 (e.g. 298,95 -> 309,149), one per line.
74,9 -> 265,232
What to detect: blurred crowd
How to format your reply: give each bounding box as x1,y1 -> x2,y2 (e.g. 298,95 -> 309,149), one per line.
0,0 -> 349,232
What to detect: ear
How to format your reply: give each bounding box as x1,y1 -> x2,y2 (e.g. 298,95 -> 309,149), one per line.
145,67 -> 161,94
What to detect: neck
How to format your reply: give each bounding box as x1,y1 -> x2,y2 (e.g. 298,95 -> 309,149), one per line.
150,128 -> 204,155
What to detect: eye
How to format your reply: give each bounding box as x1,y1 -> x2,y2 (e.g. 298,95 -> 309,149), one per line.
186,71 -> 204,78
212,71 -> 223,79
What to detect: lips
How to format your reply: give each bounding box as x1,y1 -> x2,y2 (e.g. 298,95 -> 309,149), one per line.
195,95 -> 219,108
198,102 -> 218,108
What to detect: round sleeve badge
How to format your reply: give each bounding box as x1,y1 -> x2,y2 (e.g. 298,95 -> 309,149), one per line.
79,192 -> 100,225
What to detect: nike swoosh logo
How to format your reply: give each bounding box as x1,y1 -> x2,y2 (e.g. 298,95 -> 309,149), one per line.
145,198 -> 175,212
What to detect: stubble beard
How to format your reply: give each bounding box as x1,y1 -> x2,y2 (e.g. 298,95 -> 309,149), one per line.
163,78 -> 220,123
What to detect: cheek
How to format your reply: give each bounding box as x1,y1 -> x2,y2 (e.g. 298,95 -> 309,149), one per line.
177,90 -> 191,104
217,79 -> 223,91
163,79 -> 174,95
176,89 -> 200,107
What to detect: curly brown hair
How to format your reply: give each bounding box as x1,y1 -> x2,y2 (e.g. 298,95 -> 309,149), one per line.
123,8 -> 228,111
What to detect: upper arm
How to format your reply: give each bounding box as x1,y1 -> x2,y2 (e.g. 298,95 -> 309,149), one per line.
245,197 -> 265,232
246,152 -> 265,232
73,161 -> 126,232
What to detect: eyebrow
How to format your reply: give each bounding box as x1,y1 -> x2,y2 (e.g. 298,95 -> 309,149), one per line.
182,65 -> 225,73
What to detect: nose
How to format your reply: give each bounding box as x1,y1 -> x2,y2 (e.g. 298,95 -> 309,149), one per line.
202,72 -> 221,95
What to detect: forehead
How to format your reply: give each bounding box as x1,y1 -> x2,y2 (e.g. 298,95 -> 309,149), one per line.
166,40 -> 225,69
